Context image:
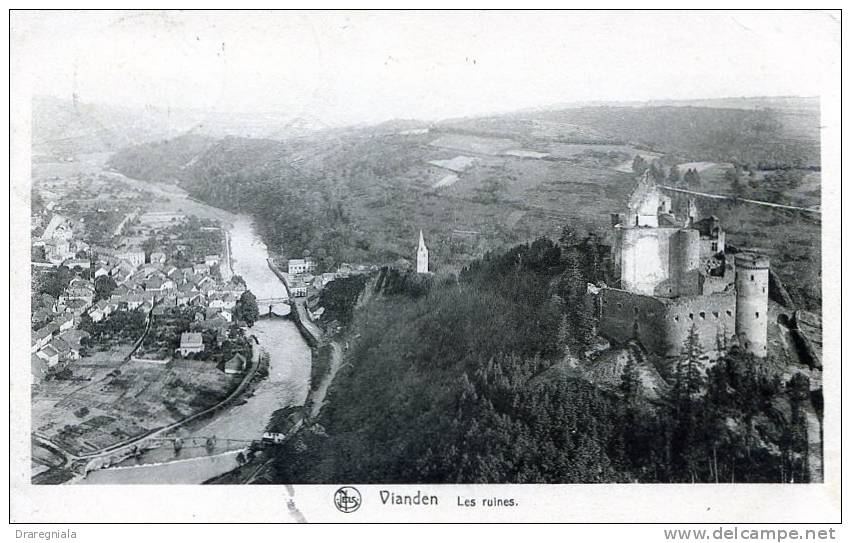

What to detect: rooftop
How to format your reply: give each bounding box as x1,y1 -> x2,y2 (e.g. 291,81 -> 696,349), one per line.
180,332 -> 204,346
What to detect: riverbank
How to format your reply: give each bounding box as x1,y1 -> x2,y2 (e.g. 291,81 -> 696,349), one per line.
53,165 -> 312,484
70,340 -> 267,480
266,259 -> 322,347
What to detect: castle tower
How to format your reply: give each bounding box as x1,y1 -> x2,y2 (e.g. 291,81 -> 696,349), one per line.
734,253 -> 770,358
416,230 -> 429,274
625,171 -> 660,228
687,198 -> 698,227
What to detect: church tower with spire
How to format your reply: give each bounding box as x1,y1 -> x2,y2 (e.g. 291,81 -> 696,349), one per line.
416,230 -> 429,274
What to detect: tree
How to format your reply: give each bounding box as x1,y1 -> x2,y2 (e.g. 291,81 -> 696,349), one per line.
559,225 -> 578,249
236,290 -> 260,326
670,324 -> 707,480
580,232 -> 603,283
94,275 -> 117,301
558,251 -> 595,350
619,357 -> 641,401
141,237 -> 157,257
675,325 -> 705,408
781,372 -> 811,482
36,266 -> 74,298
683,168 -> 701,188
649,161 -> 666,183
632,155 -> 648,175
667,165 -> 681,186
724,168 -> 744,198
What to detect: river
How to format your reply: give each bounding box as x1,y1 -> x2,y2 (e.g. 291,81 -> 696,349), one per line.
77,177 -> 311,484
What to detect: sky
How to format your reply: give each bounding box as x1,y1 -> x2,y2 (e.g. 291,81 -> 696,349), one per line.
11,10 -> 841,127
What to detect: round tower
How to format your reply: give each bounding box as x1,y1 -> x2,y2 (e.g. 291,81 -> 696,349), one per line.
734,253 -> 770,357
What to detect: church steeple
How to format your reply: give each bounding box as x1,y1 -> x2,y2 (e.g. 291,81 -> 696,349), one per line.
416,230 -> 429,274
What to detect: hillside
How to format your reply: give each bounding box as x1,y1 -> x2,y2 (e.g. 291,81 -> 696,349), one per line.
263,240 -> 815,484
445,102 -> 820,169
107,101 -> 822,309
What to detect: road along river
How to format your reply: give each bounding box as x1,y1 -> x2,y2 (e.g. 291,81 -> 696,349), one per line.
77,178 -> 311,484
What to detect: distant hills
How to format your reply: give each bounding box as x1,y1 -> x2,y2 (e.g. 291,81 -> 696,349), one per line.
32,96 -> 187,158
31,95 -> 333,158
539,95 -> 819,112
33,94 -> 819,167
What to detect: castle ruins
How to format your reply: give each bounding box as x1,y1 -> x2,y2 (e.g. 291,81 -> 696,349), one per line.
595,172 -> 769,359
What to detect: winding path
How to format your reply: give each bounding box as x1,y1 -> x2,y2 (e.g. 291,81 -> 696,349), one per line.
309,341 -> 342,419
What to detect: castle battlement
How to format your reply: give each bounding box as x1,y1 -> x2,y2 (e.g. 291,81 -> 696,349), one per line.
734,253 -> 770,270
597,172 -> 769,358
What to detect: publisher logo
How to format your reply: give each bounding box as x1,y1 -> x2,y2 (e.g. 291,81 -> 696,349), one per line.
334,486 -> 362,513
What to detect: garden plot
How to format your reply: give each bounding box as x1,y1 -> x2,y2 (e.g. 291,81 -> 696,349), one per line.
428,155 -> 479,173
432,173 -> 460,189
32,351 -> 237,456
501,149 -> 550,159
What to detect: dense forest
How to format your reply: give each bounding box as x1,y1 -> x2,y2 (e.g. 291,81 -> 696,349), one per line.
109,134 -> 404,272
266,235 -> 815,484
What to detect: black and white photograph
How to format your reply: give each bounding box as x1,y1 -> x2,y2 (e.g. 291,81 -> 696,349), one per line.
9,9 -> 842,525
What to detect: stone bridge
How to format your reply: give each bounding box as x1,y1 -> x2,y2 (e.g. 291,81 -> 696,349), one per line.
257,298 -> 291,317
256,297 -> 289,304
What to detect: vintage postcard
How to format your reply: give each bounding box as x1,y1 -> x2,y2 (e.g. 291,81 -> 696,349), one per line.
8,9 -> 842,526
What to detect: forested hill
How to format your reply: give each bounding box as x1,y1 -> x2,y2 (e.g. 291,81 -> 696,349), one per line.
107,100 -> 821,310
264,236 -> 814,484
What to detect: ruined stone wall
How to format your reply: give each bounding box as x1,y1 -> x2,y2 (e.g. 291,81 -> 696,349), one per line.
663,291 -> 737,356
700,271 -> 734,295
618,227 -> 700,298
598,288 -> 669,354
599,288 -> 736,357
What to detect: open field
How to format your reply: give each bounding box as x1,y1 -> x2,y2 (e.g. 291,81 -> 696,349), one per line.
430,133 -> 518,155
675,161 -> 722,173
672,162 -> 821,211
